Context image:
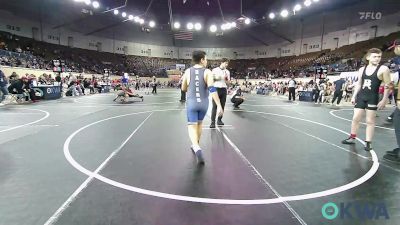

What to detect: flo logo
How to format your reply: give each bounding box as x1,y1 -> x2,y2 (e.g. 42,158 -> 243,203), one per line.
359,12 -> 382,20
321,202 -> 389,220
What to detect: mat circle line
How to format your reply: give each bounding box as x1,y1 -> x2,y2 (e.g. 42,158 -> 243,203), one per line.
64,108 -> 379,205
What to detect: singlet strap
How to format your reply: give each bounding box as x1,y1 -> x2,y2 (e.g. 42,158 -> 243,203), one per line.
374,64 -> 382,75
362,65 -> 367,75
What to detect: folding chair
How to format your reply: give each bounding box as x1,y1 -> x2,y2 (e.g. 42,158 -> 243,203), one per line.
9,93 -> 26,104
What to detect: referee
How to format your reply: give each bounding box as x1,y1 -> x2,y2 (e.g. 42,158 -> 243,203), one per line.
288,75 -> 296,101
210,58 -> 230,128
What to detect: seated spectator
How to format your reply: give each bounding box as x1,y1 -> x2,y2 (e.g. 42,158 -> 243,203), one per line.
66,79 -> 78,96
38,74 -> 48,84
7,76 -> 37,102
9,72 -> 18,80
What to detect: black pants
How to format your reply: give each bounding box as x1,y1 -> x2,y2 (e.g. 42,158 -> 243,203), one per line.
231,98 -> 244,107
211,88 -> 227,122
394,108 -> 400,149
288,87 -> 296,101
180,90 -> 186,101
332,90 -> 343,104
313,90 -> 320,103
152,86 -> 157,94
135,83 -> 140,90
10,89 -> 34,101
389,89 -> 398,119
28,89 -> 36,101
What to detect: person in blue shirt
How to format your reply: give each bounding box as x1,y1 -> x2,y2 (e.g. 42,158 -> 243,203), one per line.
181,50 -> 223,165
0,69 -> 9,105
121,73 -> 129,87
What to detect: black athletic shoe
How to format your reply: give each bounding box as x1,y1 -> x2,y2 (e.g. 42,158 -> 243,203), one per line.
195,150 -> 205,165
209,122 -> 216,128
364,142 -> 373,151
217,120 -> 224,126
387,116 -> 393,122
385,148 -> 400,156
383,154 -> 400,164
342,137 -> 356,145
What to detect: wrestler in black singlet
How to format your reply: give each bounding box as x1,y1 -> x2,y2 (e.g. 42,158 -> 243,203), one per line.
355,65 -> 382,110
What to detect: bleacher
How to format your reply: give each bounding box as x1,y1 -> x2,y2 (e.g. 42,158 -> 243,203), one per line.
0,30 -> 398,79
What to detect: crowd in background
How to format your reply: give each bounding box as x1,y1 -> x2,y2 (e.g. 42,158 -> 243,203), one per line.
0,30 -> 398,80
0,29 -> 399,106
252,77 -> 397,105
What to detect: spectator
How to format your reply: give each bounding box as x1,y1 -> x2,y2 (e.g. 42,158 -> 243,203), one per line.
0,69 -> 9,105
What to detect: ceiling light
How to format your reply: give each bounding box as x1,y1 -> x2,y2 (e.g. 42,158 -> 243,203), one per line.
139,19 -> 144,24
280,9 -> 289,17
84,0 -> 91,5
244,18 -> 251,24
269,13 -> 275,19
149,21 -> 156,28
294,4 -> 302,11
92,1 -> 99,8
134,16 -> 140,22
128,15 -> 133,20
187,23 -> 194,30
122,12 -> 127,18
304,0 -> 312,7
194,23 -> 202,30
210,25 -> 217,32
174,22 -> 181,29
113,9 -> 119,15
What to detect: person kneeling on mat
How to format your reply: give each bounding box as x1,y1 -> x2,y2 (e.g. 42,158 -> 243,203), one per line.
231,87 -> 245,109
181,50 -> 223,165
